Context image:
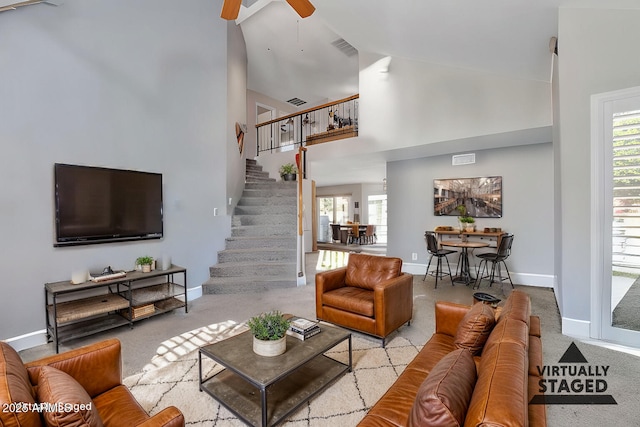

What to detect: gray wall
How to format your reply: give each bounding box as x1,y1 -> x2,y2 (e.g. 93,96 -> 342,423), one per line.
0,0 -> 232,347
387,143 -> 554,285
557,7 -> 640,333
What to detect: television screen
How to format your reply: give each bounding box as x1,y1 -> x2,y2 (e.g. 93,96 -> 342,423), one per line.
54,163 -> 163,247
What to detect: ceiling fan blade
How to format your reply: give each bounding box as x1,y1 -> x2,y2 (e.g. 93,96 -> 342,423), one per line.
220,0 -> 241,20
286,0 -> 315,18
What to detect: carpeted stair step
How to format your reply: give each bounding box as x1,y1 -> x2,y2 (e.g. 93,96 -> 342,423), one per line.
232,213 -> 296,227
231,224 -> 296,237
217,248 -> 296,263
209,261 -> 296,278
201,276 -> 298,294
224,236 -> 296,250
233,204 -> 297,215
238,196 -> 297,207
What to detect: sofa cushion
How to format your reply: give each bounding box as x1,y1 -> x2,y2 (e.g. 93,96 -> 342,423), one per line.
495,290 -> 531,325
453,303 -> 495,355
37,365 -> 103,427
0,342 -> 42,427
409,348 -> 477,427
322,286 -> 374,317
345,254 -> 402,290
466,342 -> 528,427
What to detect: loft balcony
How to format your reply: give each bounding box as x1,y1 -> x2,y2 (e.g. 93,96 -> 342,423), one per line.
256,94 -> 358,155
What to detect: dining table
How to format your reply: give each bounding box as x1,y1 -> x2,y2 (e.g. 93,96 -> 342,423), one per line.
338,224 -> 368,244
439,240 -> 490,285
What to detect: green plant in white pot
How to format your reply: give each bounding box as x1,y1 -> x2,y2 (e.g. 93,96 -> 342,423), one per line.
279,163 -> 298,181
456,205 -> 476,232
247,311 -> 291,356
136,256 -> 154,273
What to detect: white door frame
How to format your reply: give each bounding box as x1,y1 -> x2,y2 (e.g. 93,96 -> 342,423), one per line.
591,85 -> 640,346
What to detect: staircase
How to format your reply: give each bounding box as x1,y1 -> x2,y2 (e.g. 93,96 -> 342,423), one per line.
202,159 -> 298,294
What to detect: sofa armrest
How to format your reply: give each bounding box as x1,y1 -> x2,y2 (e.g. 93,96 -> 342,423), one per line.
315,267 -> 348,316
373,273 -> 414,335
136,407 -> 185,427
25,338 -> 122,398
434,301 -> 471,337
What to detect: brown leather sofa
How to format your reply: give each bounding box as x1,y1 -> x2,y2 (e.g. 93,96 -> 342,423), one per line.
357,290 -> 546,427
0,338 -> 184,427
316,253 -> 413,346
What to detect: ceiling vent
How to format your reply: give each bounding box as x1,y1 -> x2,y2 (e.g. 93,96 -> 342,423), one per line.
331,38 -> 358,57
452,153 -> 476,166
287,97 -> 307,107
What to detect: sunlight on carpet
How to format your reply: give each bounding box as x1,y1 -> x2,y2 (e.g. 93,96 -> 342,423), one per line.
316,249 -> 350,271
123,321 -> 420,426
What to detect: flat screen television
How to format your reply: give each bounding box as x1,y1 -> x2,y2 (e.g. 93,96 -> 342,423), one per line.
54,163 -> 163,247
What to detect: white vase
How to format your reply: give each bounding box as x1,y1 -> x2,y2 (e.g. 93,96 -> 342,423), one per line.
253,336 -> 286,357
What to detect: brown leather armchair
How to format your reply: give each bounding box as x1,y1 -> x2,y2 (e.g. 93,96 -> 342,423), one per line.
1,338 -> 185,427
315,254 -> 413,346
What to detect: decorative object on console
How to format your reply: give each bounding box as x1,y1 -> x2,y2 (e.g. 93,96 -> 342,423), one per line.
136,256 -> 154,273
71,270 -> 88,284
456,205 -> 476,232
279,162 -> 298,181
287,317 -> 321,340
247,310 -> 291,357
161,254 -> 172,271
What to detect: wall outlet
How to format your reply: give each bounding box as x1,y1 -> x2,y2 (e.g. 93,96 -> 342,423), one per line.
412,252 -> 418,261
213,208 -> 218,216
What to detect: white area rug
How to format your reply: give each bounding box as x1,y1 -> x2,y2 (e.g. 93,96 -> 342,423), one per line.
123,321 -> 420,426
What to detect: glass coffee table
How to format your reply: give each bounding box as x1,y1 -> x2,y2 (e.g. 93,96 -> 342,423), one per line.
198,322 -> 352,427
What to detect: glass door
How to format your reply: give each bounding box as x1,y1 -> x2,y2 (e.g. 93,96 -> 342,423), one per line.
317,196 -> 351,243
368,194 -> 387,244
593,87 -> 640,346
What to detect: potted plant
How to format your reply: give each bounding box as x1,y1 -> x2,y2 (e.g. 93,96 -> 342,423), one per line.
279,163 -> 298,181
456,205 -> 476,232
136,256 -> 154,273
247,310 -> 291,357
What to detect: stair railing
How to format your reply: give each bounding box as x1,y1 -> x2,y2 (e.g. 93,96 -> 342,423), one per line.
256,94 -> 359,155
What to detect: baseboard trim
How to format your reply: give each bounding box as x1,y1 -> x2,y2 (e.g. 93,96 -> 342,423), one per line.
403,262 -> 554,287
5,330 -> 49,352
562,316 -> 591,338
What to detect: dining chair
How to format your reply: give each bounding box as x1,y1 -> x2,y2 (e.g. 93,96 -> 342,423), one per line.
423,231 -> 456,288
474,233 -> 515,289
364,225 -> 376,244
330,224 -> 341,243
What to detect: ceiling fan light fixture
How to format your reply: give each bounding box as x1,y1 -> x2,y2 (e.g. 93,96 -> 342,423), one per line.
286,0 -> 315,18
220,0 -> 241,20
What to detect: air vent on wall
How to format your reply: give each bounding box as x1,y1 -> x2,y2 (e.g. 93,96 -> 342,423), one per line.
452,153 -> 476,166
331,38 -> 358,57
287,97 -> 307,107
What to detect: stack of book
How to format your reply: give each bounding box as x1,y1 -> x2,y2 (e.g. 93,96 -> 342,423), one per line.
287,317 -> 321,340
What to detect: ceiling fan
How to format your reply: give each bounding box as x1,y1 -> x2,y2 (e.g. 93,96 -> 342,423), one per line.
220,0 -> 315,20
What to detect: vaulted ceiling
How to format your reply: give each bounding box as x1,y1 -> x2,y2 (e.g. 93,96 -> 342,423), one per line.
237,0 -> 571,109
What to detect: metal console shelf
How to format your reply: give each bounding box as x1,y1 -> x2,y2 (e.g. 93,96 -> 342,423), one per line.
45,265 -> 187,353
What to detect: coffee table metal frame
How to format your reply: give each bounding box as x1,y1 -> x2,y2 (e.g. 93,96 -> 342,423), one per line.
198,324 -> 352,427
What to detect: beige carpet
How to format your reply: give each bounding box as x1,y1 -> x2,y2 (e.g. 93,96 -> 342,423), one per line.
123,321 -> 420,426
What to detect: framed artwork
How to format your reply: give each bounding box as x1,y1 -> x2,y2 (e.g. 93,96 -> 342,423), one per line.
433,176 -> 502,218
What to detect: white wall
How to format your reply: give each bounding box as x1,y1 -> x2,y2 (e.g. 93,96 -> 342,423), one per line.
226,21 -> 248,215
358,53 -> 552,152
557,7 -> 640,336
387,143 -> 554,285
0,0 -> 230,348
